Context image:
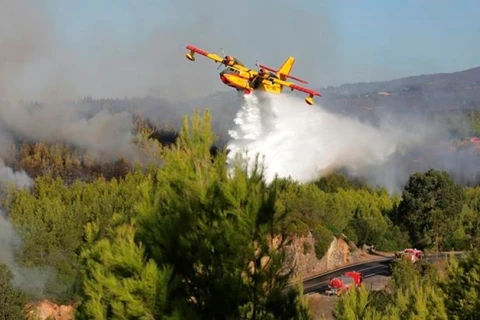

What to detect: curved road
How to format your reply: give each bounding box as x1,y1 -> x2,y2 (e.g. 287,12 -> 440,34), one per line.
295,252 -> 465,295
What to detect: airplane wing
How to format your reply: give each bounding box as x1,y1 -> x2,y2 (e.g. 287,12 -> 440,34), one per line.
271,78 -> 321,97
287,83 -> 322,97
268,77 -> 321,105
259,64 -> 309,84
186,45 -> 224,64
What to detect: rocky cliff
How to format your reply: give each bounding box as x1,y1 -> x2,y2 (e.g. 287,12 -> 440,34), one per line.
288,233 -> 378,280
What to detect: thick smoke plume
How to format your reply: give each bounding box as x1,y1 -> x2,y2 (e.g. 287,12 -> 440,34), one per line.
0,101 -> 138,161
227,93 -> 479,193
0,0 -> 142,161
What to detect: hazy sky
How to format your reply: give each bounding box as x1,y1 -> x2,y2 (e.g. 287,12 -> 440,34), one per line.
9,0 -> 480,99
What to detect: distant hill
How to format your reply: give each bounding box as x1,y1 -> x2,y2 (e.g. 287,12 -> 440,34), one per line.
317,66 -> 480,118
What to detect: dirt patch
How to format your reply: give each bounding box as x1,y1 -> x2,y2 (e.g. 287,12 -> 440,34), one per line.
25,300 -> 74,320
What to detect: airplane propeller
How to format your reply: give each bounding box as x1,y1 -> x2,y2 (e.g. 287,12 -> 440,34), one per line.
254,60 -> 269,78
217,47 -> 226,69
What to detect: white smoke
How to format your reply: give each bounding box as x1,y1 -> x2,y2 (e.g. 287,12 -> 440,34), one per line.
0,101 -> 139,161
0,161 -> 51,295
0,213 -> 51,296
227,93 -> 445,192
0,158 -> 33,190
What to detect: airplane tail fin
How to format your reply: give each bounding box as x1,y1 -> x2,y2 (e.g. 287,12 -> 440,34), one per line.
258,56 -> 308,92
277,57 -> 295,81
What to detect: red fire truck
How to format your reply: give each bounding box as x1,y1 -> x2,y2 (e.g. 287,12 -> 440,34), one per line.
325,271 -> 363,296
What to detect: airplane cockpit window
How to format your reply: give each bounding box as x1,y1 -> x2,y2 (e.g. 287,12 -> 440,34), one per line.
221,67 -> 240,74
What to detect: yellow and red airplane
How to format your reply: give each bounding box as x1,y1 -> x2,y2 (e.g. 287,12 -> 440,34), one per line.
185,44 -> 321,105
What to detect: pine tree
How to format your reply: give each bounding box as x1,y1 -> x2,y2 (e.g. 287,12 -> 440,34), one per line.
441,250 -> 480,320
332,286 -> 380,320
75,215 -> 181,319
135,110 -> 310,319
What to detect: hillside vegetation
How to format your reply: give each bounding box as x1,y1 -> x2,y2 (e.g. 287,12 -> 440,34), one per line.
0,109 -> 479,319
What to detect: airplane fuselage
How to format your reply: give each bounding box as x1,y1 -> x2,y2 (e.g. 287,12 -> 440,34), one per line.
219,66 -> 283,94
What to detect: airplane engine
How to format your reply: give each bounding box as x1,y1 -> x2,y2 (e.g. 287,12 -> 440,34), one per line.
223,56 -> 236,66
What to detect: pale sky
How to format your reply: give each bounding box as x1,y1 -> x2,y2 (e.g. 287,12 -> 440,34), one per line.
8,0 -> 480,99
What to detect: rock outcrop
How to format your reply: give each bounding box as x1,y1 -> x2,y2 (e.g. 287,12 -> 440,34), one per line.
287,233 -> 368,280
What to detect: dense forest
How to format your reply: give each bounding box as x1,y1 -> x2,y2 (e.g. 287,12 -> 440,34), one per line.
0,109 -> 480,319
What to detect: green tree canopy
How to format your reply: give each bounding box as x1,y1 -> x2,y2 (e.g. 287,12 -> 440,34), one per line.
75,216 -> 181,319
0,264 -> 28,320
393,169 -> 465,250
441,250 -> 480,320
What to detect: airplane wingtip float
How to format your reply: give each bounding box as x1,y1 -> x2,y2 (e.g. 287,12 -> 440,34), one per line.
185,44 -> 321,106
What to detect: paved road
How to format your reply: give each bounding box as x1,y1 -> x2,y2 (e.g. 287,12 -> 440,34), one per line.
297,251 -> 465,295
302,258 -> 392,294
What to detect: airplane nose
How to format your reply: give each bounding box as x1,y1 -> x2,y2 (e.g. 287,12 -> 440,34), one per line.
220,74 -> 229,84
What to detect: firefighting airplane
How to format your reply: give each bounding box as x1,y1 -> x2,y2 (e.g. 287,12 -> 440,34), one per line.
185,45 -> 321,105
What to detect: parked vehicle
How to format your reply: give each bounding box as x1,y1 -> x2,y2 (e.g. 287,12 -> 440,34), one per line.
394,248 -> 423,263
